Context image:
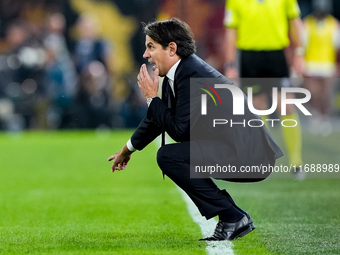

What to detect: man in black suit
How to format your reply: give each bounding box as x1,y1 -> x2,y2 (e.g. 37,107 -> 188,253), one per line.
108,18 -> 283,241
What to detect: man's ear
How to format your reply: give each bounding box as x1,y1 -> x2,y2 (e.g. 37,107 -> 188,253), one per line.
168,42 -> 177,57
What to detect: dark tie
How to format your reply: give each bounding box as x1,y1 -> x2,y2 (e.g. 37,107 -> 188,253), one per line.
161,77 -> 174,179
161,77 -> 174,147
166,80 -> 175,110
162,76 -> 173,146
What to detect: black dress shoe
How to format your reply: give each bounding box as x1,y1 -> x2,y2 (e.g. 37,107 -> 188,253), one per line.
199,215 -> 253,241
221,190 -> 255,230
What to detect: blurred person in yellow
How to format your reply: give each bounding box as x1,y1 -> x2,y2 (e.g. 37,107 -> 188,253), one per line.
224,0 -> 306,179
303,0 -> 340,136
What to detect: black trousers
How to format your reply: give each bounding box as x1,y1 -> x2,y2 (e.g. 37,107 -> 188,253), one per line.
240,49 -> 289,78
157,141 -> 273,219
157,141 -> 236,220
240,49 -> 290,95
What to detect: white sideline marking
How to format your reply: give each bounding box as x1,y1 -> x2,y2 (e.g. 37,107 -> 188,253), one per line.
153,137 -> 234,254
178,188 -> 235,255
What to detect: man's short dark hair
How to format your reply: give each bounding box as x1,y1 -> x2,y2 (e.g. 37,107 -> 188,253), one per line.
143,18 -> 196,58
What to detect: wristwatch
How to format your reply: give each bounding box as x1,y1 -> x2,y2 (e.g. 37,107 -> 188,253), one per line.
146,96 -> 156,106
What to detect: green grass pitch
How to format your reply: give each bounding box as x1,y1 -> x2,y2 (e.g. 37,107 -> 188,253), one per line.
0,130 -> 339,254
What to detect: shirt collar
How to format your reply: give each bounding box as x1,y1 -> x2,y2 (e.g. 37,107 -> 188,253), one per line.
166,59 -> 181,82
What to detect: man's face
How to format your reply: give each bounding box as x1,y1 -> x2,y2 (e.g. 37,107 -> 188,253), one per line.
143,35 -> 171,77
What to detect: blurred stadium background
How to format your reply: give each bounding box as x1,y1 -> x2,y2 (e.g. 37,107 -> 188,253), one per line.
0,0 -> 339,132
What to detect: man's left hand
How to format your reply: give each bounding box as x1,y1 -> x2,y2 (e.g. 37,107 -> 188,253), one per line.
108,144 -> 132,172
137,64 -> 159,99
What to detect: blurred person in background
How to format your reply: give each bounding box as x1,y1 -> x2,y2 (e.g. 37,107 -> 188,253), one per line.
43,13 -> 75,68
224,0 -> 306,179
73,14 -> 113,129
76,61 -> 111,128
42,13 -> 77,129
3,19 -> 46,129
73,14 -> 111,74
303,0 -> 340,136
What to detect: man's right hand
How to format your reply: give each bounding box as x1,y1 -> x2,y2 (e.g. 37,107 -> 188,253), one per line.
108,144 -> 133,172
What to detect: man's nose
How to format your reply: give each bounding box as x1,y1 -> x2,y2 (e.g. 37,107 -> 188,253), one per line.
143,49 -> 150,59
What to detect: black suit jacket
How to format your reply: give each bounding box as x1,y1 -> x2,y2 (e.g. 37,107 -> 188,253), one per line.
130,54 -> 283,174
